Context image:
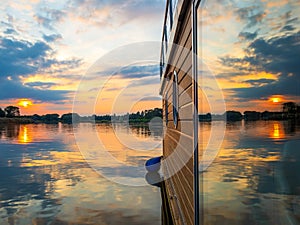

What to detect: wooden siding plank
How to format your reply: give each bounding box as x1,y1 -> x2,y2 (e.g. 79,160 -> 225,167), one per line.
166,101 -> 193,121
164,139 -> 194,225
161,4 -> 194,225
164,134 -> 194,189
168,7 -> 192,70
179,102 -> 193,120
179,85 -> 192,108
167,120 -> 193,137
178,67 -> 192,94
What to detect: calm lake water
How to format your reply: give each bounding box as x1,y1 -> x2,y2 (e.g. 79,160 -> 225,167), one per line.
0,123 -> 162,225
202,120 -> 300,225
0,121 -> 300,225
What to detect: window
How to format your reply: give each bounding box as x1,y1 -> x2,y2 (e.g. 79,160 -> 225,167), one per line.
171,0 -> 178,21
172,71 -> 179,128
195,0 -> 300,224
165,91 -> 169,126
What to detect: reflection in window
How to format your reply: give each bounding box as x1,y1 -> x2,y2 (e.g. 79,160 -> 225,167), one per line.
171,0 -> 178,19
163,26 -> 168,53
172,71 -> 178,128
196,0 -> 300,224
165,91 -> 169,126
160,44 -> 165,78
198,0 -> 300,111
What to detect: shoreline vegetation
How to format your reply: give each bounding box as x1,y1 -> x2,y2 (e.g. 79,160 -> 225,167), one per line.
200,102 -> 300,122
0,102 -> 300,124
0,108 -> 163,124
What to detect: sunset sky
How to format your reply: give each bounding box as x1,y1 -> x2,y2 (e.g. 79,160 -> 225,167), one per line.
200,0 -> 300,113
0,0 -> 165,115
0,0 -> 299,116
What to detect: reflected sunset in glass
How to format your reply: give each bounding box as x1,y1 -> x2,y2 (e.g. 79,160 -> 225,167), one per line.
200,120 -> 300,224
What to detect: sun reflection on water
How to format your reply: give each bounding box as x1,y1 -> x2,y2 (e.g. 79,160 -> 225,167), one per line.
0,123 -> 163,225
18,126 -> 32,144
270,122 -> 285,139
273,123 -> 280,138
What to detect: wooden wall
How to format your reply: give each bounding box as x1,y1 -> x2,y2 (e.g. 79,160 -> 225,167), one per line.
161,2 -> 194,225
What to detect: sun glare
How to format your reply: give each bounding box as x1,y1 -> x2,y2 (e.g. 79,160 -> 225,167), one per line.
18,100 -> 33,108
271,97 -> 280,103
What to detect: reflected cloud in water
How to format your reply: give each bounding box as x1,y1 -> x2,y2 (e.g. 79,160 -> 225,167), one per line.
202,120 -> 300,224
0,123 -> 162,225
2,121 -> 299,224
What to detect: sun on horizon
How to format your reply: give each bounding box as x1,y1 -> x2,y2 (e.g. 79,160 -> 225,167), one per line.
18,99 -> 33,108
269,96 -> 283,104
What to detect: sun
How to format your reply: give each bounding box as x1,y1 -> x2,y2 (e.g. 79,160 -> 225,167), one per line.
269,96 -> 282,103
18,99 -> 33,108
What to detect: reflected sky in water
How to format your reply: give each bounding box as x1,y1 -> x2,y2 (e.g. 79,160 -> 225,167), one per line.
0,123 -> 162,225
202,120 -> 300,225
1,121 -> 300,224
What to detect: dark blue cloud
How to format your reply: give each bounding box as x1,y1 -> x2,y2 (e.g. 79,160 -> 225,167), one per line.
4,28 -> 17,35
0,37 -> 52,77
0,36 -> 81,102
281,25 -> 296,32
25,82 -> 57,89
0,36 -> 81,79
222,31 -> 300,100
233,76 -> 300,100
238,31 -> 258,41
244,78 -> 275,86
0,80 -> 69,102
117,65 -> 159,79
248,32 -> 300,75
94,64 -> 159,79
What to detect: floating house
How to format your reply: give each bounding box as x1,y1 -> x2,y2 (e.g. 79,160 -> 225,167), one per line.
159,0 -> 300,225
159,0 -> 201,224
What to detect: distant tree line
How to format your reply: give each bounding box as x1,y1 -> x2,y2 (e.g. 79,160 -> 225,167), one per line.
129,108 -> 162,122
110,108 -> 162,123
0,106 -> 20,118
2,101 -> 299,124
0,105 -> 162,124
199,102 -> 300,122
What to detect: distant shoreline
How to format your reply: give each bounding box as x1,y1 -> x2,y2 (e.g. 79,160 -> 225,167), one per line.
0,108 -> 164,124
0,117 -> 155,124
0,117 -> 299,125
0,117 -> 34,124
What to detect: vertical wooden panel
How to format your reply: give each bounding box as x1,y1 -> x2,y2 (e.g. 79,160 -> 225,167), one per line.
161,2 -> 194,225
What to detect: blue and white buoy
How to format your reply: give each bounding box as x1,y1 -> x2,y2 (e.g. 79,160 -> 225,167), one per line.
145,156 -> 162,172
